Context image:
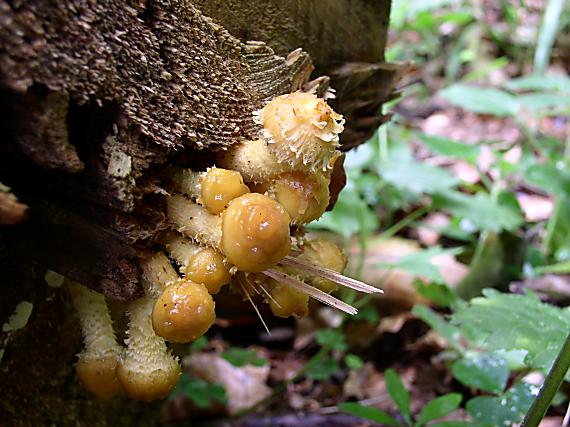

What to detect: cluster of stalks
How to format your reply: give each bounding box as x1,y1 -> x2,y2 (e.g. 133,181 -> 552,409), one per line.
68,91 -> 381,401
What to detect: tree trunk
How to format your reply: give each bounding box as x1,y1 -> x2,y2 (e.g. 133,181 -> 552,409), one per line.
0,1 -> 401,425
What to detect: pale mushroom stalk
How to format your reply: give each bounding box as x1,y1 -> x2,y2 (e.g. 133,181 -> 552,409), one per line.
116,252 -> 181,401
68,279 -> 122,400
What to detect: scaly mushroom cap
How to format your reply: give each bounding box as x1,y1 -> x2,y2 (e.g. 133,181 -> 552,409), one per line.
184,247 -> 230,294
255,92 -> 344,172
269,171 -> 330,224
222,193 -> 291,272
200,167 -> 250,214
152,279 -> 216,343
299,239 -> 347,293
267,279 -> 309,318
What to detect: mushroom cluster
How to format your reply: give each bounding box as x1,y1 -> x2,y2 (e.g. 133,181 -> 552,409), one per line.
70,91 -> 381,401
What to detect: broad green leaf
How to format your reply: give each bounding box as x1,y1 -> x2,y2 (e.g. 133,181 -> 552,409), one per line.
439,84 -> 519,116
524,164 -> 570,197
310,190 -> 379,238
466,382 -> 538,427
190,336 -> 209,352
518,93 -> 570,112
535,260 -> 570,274
381,160 -> 459,195
452,289 -> 570,376
385,369 -> 412,424
338,402 -> 399,426
378,246 -> 462,283
175,374 -> 227,408
505,75 -> 570,94
432,191 -> 523,232
221,348 -> 267,367
413,305 -> 463,350
416,393 -> 463,427
414,282 -> 461,309
315,329 -> 348,351
451,352 -> 509,393
418,133 -> 480,162
306,355 -> 341,380
345,354 -> 364,370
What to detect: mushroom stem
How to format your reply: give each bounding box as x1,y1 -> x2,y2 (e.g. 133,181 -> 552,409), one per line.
116,252 -> 181,400
216,139 -> 288,184
167,194 -> 222,249
67,279 -> 122,400
158,231 -> 202,272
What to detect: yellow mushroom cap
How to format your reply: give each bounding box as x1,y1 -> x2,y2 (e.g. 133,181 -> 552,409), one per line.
200,167 -> 250,214
75,354 -> 121,401
152,279 -> 216,343
185,247 -> 231,294
269,171 -> 330,224
267,280 -> 309,318
221,193 -> 291,272
256,92 -> 344,172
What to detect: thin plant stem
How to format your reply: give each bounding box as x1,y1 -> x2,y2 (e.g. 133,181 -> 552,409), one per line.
521,331 -> 570,427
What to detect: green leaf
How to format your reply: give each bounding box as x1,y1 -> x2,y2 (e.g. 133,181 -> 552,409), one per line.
190,336 -> 209,352
518,93 -> 570,112
310,190 -> 379,239
414,282 -> 461,309
315,329 -> 348,351
432,191 -> 524,232
306,354 -> 341,380
378,246 -> 462,283
385,369 -> 412,424
451,352 -> 509,393
418,133 -> 480,162
381,160 -> 459,195
412,305 -> 463,351
338,402 -> 399,426
353,305 -> 381,324
345,354 -> 364,370
416,393 -> 463,427
524,164 -> 570,197
505,75 -> 570,94
466,382 -> 538,427
221,348 -> 267,367
439,84 -> 519,116
534,260 -> 570,275
175,374 -> 227,408
452,290 -> 570,376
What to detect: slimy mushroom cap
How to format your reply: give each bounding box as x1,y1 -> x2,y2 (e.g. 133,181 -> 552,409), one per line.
221,193 -> 291,272
200,167 -> 250,214
152,279 -> 216,343
267,279 -> 309,318
185,247 -> 230,294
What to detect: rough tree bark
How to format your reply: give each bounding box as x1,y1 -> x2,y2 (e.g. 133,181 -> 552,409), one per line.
0,1 -> 401,425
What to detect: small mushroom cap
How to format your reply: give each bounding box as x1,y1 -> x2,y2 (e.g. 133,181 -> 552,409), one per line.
300,239 -> 347,293
75,354 -> 122,400
256,92 -> 344,172
185,247 -> 230,294
222,193 -> 291,272
267,280 -> 309,318
270,171 -> 330,224
201,167 -> 250,214
116,359 -> 180,401
152,279 -> 216,343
